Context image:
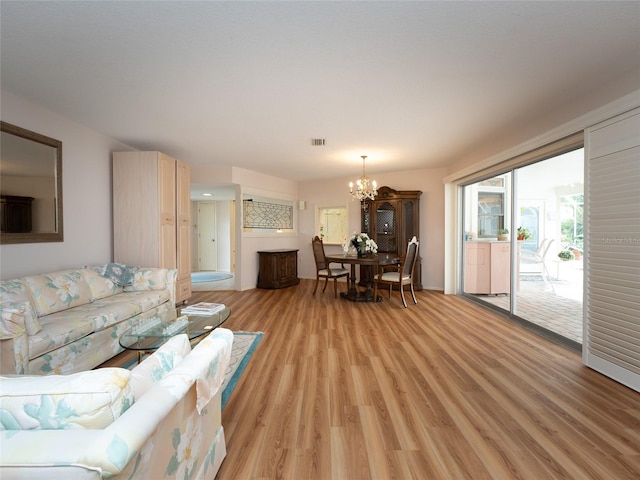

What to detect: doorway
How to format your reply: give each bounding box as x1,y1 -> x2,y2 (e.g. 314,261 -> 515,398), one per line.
462,148 -> 584,347
198,202 -> 217,271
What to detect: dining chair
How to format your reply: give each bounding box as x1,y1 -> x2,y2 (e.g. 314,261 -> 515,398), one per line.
373,236 -> 419,308
311,236 -> 350,298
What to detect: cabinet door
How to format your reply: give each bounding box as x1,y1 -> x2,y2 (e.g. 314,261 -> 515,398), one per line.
403,199 -> 419,248
113,152 -> 162,267
464,243 -> 491,294
373,201 -> 398,254
258,253 -> 278,287
490,242 -> 511,294
158,153 -> 177,269
176,160 -> 191,302
281,251 -> 297,280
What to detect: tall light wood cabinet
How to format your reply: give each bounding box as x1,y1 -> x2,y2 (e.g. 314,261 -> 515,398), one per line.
113,151 -> 191,304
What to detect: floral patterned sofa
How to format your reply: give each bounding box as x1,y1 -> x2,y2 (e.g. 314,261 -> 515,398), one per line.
0,264 -> 177,375
0,328 -> 234,479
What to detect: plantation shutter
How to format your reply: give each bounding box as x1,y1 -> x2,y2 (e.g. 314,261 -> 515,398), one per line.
583,108 -> 640,392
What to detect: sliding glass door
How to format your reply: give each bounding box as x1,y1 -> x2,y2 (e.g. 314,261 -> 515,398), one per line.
462,148 -> 584,347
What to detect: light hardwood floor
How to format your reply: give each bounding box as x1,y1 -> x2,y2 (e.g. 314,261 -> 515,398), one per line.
188,280 -> 640,480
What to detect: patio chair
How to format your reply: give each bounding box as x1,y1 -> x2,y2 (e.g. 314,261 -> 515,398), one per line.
520,238 -> 556,294
311,236 -> 350,297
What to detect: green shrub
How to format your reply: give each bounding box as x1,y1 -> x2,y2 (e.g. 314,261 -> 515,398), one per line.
558,250 -> 575,261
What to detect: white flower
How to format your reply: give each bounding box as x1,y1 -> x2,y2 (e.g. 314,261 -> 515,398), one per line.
348,232 -> 378,254
53,276 -> 79,304
174,414 -> 202,479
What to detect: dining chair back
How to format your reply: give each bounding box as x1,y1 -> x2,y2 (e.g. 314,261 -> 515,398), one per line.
311,236 -> 350,298
373,236 -> 419,308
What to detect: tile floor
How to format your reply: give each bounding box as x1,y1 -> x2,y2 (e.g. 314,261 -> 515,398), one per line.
475,260 -> 584,344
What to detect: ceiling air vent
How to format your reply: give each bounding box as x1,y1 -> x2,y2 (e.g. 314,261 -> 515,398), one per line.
311,138 -> 326,146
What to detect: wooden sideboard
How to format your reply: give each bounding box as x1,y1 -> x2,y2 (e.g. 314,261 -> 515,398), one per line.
257,249 -> 300,289
0,195 -> 34,233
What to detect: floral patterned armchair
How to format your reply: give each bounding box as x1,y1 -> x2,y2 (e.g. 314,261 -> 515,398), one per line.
0,328 -> 233,479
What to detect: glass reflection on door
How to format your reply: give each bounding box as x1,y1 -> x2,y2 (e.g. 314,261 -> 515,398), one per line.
462,174 -> 511,298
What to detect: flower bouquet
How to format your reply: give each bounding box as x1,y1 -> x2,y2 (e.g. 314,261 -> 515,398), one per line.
344,232 -> 378,257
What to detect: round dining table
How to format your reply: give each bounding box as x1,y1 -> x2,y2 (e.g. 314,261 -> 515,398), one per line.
324,253 -> 400,302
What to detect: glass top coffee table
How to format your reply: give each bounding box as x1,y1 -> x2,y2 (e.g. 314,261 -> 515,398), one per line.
119,307 -> 231,362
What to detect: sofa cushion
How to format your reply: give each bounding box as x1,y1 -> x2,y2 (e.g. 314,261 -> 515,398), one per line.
42,297 -> 142,333
28,315 -> 95,360
23,270 -> 93,317
129,334 -> 191,399
0,280 -> 41,336
81,268 -> 123,301
125,268 -> 168,292
86,290 -> 171,332
27,290 -> 172,362
0,367 -> 133,430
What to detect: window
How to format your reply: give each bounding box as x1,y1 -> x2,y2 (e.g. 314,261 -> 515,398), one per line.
242,194 -> 295,234
316,205 -> 347,244
477,192 -> 505,237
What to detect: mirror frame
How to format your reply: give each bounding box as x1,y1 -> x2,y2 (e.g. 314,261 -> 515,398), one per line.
1,121 -> 64,244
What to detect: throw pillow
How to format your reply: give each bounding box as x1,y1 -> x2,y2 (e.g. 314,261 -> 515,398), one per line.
81,267 -> 123,301
125,268 -> 168,292
0,367 -> 133,430
23,270 -> 93,317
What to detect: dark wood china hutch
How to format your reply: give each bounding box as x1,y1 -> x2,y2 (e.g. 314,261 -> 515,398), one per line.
360,186 -> 422,290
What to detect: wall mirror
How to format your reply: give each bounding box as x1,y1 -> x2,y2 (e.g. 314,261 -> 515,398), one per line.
0,121 -> 63,244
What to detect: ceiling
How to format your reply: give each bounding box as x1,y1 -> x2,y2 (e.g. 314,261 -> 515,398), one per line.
1,1 -> 639,185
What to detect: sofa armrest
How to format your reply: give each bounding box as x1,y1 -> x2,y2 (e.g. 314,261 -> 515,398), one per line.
0,336 -> 28,375
0,384 -> 194,478
76,328 -> 232,477
0,310 -> 26,340
164,268 -> 177,306
123,268 -> 177,306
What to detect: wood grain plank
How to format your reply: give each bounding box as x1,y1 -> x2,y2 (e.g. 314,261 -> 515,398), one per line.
180,281 -> 640,479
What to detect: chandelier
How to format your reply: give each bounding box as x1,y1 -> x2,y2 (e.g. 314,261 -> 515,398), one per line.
349,155 -> 378,201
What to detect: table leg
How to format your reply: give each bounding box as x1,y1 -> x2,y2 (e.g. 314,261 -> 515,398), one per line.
347,264 -> 359,298
339,263 -> 380,302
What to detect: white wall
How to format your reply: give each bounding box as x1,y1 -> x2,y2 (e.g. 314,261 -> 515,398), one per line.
0,90 -> 132,279
297,167 -> 447,291
0,92 -> 301,288
236,172 -> 298,291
